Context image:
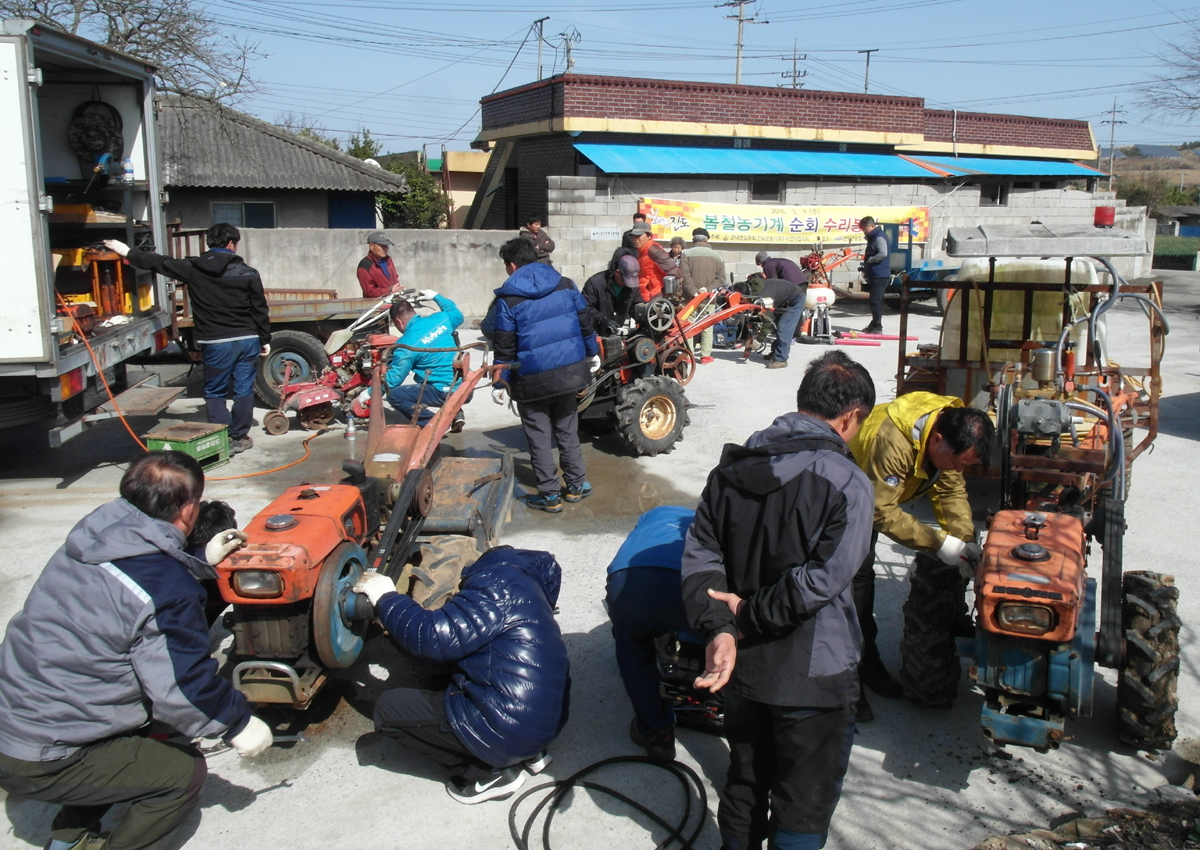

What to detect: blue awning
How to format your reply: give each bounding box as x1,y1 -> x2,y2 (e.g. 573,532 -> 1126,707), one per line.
573,143 -> 1105,179
573,144 -> 936,178
904,155 -> 1104,177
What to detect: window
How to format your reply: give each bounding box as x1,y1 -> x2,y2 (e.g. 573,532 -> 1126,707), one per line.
750,178 -> 782,203
212,202 -> 277,228
979,183 -> 1010,207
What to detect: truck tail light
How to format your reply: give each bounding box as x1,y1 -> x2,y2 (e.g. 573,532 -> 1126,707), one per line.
232,570 -> 283,599
59,367 -> 86,400
995,603 -> 1055,635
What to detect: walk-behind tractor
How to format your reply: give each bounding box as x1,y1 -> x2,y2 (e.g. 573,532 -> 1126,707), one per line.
579,286 -> 769,456
213,343 -> 513,708
893,225 -> 1175,753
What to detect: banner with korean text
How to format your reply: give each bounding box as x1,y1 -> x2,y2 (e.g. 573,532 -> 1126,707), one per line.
637,198 -> 930,245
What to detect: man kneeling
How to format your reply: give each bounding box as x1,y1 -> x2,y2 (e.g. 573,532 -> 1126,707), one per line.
0,452 -> 272,850
354,547 -> 570,804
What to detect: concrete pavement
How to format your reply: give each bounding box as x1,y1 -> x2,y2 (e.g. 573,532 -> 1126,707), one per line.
1,273 -> 1198,850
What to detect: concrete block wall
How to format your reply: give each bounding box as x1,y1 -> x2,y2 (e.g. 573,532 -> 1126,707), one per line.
235,227 -> 513,319
543,175 -> 1154,283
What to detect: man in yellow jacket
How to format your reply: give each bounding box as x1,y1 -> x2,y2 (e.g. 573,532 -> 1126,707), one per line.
848,392 -> 995,720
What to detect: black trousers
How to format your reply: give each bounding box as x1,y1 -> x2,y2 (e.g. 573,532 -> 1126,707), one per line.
866,276 -> 889,327
373,687 -> 495,783
0,736 -> 205,850
852,532 -> 883,671
718,693 -> 857,849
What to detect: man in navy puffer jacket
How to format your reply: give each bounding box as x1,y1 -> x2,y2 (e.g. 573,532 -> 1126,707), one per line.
354,547 -> 570,804
488,237 -> 599,512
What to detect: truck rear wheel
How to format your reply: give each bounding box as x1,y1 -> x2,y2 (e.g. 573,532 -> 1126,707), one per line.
899,553 -> 966,707
1118,571 -> 1180,750
255,330 -> 331,408
615,375 -> 689,457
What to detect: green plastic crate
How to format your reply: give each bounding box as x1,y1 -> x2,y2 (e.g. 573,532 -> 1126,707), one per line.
144,423 -> 230,470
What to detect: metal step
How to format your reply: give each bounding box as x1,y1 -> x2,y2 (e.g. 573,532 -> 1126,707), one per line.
93,385 -> 186,417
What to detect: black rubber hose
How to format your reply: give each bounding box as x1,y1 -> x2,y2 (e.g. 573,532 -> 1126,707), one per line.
508,756 -> 708,850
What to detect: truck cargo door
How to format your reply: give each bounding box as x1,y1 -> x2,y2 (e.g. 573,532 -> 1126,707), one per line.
0,36 -> 50,363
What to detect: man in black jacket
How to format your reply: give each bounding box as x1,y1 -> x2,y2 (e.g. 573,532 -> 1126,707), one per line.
682,350 -> 876,850
107,224 -> 269,453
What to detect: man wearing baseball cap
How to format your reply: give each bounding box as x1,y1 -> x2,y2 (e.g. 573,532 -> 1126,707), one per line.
357,230 -> 401,298
583,254 -> 640,336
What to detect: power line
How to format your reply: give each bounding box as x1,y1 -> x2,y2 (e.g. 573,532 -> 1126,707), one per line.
717,0 -> 768,85
780,40 -> 806,89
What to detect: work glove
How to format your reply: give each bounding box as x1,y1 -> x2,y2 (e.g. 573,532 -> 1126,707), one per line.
353,570 -> 397,606
230,715 -> 273,758
588,355 -> 601,373
759,297 -> 774,310
419,289 -> 439,301
491,386 -> 509,406
937,535 -> 983,573
102,239 -> 130,257
206,530 -> 248,565
260,344 -> 271,357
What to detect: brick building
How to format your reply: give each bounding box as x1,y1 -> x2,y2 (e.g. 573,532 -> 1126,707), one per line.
463,75 -> 1151,280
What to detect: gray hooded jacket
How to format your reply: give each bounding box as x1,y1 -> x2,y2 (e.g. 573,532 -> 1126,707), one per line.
0,499 -> 250,761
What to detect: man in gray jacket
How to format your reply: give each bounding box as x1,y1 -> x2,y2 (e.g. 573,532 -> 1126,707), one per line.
0,452 -> 273,850
680,228 -> 726,365
682,351 -> 876,850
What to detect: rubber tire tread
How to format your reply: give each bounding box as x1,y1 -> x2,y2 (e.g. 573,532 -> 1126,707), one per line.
254,330 -> 332,407
1117,570 -> 1180,750
899,553 -> 966,707
614,375 -> 690,458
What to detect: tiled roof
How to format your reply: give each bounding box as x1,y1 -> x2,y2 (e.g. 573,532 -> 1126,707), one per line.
158,96 -> 408,193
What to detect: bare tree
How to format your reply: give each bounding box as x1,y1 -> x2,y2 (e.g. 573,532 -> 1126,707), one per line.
1142,21 -> 1200,116
0,0 -> 260,101
275,111 -> 342,150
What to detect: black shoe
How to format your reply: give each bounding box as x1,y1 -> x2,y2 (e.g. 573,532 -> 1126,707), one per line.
856,694 -> 874,724
445,766 -> 526,804
629,717 -> 677,761
450,410 -> 465,433
860,324 -> 883,335
860,663 -> 904,699
523,749 -> 552,775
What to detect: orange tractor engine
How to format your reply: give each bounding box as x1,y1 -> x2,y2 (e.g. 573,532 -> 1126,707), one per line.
217,483 -> 377,707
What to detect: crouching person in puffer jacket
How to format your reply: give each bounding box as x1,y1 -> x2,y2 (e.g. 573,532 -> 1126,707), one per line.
354,547 -> 570,804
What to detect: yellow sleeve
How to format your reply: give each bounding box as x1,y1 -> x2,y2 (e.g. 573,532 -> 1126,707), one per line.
863,435 -> 945,554
930,470 -> 975,542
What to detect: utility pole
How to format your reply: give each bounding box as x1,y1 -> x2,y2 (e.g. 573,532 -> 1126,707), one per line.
780,39 -> 806,88
858,49 -> 878,94
534,16 -> 549,80
558,26 -> 581,74
717,0 -> 768,85
1100,97 -> 1126,192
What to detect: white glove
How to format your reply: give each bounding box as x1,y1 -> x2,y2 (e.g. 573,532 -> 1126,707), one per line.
353,570 -> 397,606
937,535 -> 982,570
491,387 -> 509,406
230,715 -> 273,758
588,355 -> 601,373
102,239 -> 130,257
260,344 -> 271,357
205,530 -> 248,565
419,289 -> 439,301
760,297 -> 774,310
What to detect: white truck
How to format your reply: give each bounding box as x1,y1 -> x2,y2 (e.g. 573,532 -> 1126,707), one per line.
0,19 -> 178,446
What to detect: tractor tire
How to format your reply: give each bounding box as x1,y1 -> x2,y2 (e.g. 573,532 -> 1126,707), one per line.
936,287 -> 954,316
254,330 -> 332,408
1118,571 -> 1180,750
884,294 -> 903,311
615,375 -> 690,457
899,553 -> 966,707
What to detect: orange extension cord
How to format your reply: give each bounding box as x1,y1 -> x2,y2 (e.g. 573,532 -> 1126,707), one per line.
56,290 -> 323,480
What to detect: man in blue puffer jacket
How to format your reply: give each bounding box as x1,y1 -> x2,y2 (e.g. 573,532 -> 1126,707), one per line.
488,238 -> 599,513
354,547 -> 570,804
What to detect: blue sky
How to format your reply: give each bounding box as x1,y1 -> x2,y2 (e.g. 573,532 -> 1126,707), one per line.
207,0 -> 1200,156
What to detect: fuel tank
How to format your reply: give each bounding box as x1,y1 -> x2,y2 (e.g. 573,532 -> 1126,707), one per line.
977,510 -> 1087,643
216,484 -> 368,605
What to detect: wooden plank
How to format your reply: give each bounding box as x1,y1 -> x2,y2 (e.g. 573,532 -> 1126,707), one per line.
97,386 -> 185,416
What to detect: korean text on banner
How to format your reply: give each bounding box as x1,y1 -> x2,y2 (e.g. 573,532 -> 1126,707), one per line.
637,198 -> 930,245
